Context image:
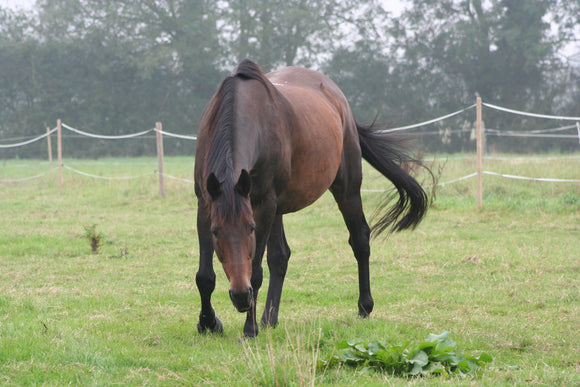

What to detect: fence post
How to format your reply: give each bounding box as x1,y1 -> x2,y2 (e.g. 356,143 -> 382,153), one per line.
57,119 -> 63,191
156,122 -> 165,197
476,97 -> 483,210
46,126 -> 53,172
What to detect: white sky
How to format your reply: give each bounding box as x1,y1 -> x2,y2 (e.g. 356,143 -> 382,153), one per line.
1,0 -> 34,10
1,0 -> 407,14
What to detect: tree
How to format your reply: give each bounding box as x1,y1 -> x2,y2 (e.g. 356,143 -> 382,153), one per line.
1,0 -> 577,156
381,0 -> 579,152
0,0 -> 226,157
219,0 -> 389,71
35,0 -> 224,131
0,7 -> 50,157
322,40 -> 395,122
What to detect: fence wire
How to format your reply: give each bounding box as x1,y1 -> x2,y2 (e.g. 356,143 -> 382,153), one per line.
1,102 -> 579,185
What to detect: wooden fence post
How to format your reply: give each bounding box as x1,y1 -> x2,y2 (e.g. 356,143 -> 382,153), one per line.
156,122 -> 165,197
476,97 -> 483,210
57,119 -> 63,191
46,126 -> 53,172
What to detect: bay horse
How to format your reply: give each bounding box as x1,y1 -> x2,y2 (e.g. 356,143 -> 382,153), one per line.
194,59 -> 429,337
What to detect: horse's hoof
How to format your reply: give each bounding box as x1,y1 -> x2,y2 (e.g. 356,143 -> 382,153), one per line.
243,325 -> 259,338
358,306 -> 373,318
358,298 -> 374,318
243,330 -> 258,339
198,316 -> 223,335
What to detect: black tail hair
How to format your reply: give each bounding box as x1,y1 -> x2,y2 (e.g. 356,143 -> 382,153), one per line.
356,121 -> 432,236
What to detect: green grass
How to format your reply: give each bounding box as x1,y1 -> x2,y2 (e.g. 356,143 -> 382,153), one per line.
0,154 -> 579,385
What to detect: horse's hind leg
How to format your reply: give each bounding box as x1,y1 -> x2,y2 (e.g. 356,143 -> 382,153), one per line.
261,214 -> 291,327
330,177 -> 374,317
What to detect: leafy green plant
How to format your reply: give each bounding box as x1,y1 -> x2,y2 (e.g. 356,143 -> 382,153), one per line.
319,331 -> 492,377
83,224 -> 104,253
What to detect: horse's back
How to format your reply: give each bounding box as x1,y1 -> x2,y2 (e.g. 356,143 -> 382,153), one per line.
267,66 -> 349,111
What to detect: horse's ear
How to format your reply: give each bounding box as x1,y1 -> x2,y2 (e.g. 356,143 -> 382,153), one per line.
206,173 -> 222,200
235,169 -> 251,198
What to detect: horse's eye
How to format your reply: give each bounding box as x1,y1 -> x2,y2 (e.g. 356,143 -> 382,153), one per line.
211,227 -> 219,237
248,224 -> 256,234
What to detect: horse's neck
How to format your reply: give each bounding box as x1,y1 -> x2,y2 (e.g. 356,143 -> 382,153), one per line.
231,122 -> 262,174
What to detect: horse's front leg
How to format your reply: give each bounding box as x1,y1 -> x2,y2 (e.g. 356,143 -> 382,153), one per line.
243,250 -> 264,338
243,200 -> 276,337
196,205 -> 223,334
261,214 -> 291,327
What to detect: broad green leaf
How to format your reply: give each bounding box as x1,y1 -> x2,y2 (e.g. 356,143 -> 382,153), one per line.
426,331 -> 450,343
435,353 -> 461,365
410,362 -> 424,376
341,350 -> 360,361
409,350 -> 429,367
436,338 -> 457,352
418,341 -> 437,352
367,341 -> 383,355
345,339 -> 362,347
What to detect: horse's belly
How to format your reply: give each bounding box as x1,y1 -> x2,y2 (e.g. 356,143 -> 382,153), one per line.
273,82 -> 344,213
277,138 -> 342,213
277,175 -> 335,213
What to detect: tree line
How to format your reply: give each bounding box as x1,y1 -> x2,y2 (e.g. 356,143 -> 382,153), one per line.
1,0 -> 579,158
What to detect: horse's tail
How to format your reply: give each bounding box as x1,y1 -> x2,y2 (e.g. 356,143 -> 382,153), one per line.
356,121 -> 432,236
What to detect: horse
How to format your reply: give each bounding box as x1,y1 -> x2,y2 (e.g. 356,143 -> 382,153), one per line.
194,59 -> 430,337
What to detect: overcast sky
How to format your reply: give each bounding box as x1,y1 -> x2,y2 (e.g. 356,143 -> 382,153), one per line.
1,0 -> 406,13
1,0 -> 33,10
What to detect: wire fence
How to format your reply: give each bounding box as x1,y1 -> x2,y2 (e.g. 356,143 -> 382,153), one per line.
1,100 -> 579,204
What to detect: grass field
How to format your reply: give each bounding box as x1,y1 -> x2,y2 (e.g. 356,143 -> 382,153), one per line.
1,155 -> 579,385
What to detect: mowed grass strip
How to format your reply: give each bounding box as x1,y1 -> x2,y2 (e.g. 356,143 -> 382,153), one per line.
0,155 -> 578,385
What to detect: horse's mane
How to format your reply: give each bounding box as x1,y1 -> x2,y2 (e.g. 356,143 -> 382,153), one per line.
204,59 -> 273,218
205,75 -> 236,183
234,59 -> 275,99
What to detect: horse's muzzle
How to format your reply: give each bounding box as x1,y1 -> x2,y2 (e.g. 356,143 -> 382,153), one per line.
229,287 -> 254,312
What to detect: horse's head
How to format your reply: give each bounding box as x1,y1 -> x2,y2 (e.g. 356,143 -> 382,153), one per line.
206,169 -> 256,312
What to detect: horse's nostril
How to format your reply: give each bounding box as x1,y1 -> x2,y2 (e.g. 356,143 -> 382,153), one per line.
229,287 -> 253,312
